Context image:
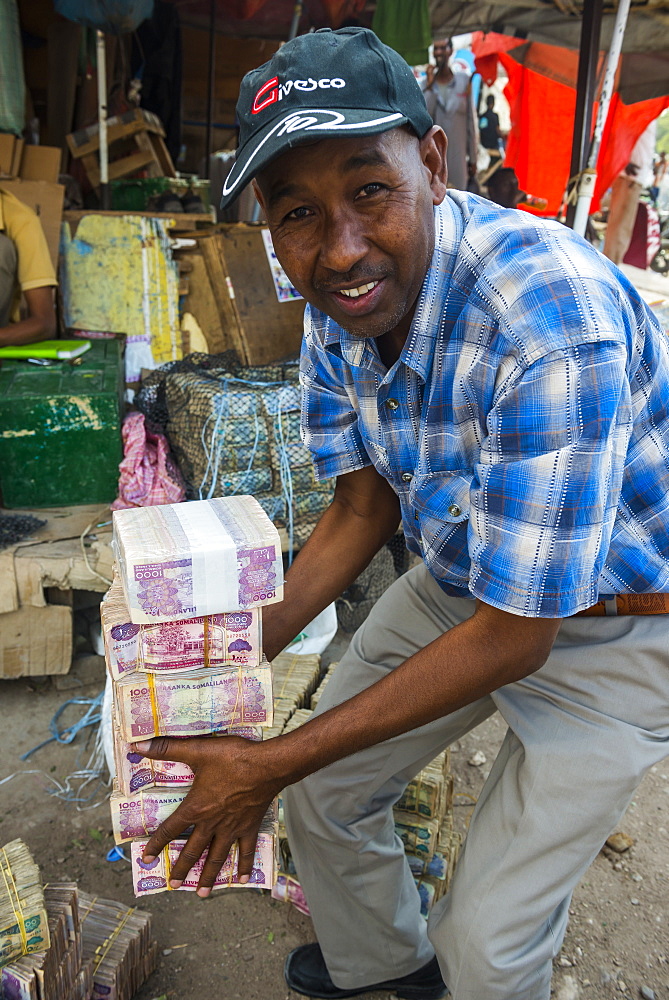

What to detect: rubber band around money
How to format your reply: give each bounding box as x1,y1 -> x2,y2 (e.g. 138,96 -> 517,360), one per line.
93,906 -> 136,972
163,844 -> 174,890
146,673 -> 163,734
277,654 -> 300,700
0,846 -> 29,955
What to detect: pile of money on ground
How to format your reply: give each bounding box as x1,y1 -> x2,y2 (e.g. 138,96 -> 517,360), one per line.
105,495 -> 283,897
267,658 -> 461,919
0,838 -> 157,1000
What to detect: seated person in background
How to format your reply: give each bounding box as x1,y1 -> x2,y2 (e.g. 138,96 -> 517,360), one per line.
0,186 -> 57,347
485,166 -> 524,208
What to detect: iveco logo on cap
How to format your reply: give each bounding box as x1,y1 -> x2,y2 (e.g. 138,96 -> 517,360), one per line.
252,76 -> 346,114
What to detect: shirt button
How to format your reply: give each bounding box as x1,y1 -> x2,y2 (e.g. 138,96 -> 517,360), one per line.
448,503 -> 461,517
401,472 -> 413,483
386,398 -> 399,410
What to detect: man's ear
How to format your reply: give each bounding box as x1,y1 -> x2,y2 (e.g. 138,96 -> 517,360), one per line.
252,179 -> 266,213
420,126 -> 448,205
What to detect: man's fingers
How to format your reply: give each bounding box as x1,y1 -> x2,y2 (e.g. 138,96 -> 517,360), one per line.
142,808 -> 196,863
132,735 -> 197,764
166,830 -> 213,887
236,833 -> 259,885
195,833 -> 234,897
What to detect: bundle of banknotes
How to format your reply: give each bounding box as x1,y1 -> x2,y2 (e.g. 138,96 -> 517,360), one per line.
79,891 -> 157,1000
102,576 -> 263,680
112,495 -> 284,624
106,496 -> 281,898
0,879 -> 157,1000
0,840 -> 49,970
130,812 -> 279,896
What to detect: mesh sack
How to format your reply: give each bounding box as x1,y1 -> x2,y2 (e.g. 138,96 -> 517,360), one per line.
134,352 -> 334,532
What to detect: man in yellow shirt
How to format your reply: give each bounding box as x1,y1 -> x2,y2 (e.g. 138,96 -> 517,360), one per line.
0,187 -> 57,346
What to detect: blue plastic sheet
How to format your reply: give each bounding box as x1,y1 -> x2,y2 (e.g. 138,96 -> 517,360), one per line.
54,0 -> 154,34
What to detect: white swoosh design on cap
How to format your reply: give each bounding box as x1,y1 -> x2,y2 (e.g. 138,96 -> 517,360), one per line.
222,109 -> 404,196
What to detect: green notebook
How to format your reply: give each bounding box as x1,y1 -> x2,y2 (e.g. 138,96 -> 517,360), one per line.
0,339 -> 92,360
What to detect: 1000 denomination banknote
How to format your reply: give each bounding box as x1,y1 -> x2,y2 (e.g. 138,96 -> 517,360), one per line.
113,721 -> 262,795
114,661 -> 273,740
102,577 -> 263,679
112,496 -> 284,624
130,828 -> 278,896
111,789 -> 188,844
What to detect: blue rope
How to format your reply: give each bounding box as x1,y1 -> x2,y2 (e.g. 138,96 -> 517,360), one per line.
20,693 -> 104,761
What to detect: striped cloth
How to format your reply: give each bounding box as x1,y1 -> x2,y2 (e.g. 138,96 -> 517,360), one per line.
300,192 -> 669,617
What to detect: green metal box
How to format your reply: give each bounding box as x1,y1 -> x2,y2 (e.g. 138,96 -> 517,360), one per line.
0,339 -> 124,508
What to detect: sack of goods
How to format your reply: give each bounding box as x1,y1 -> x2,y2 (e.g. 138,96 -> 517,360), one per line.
106,495 -> 282,897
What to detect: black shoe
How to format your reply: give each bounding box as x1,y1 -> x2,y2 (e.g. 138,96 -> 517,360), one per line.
284,943 -> 448,999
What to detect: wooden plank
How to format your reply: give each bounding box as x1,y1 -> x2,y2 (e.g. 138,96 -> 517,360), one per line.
199,233 -> 248,362
181,251 -> 229,354
219,225 -> 304,365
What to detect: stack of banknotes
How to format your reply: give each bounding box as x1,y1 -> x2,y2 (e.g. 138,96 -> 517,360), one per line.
0,879 -> 157,1000
263,652 -> 322,738
107,496 -> 282,897
0,840 -> 49,971
78,891 -> 157,999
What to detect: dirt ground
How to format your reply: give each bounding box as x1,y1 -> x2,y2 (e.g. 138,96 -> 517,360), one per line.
1,618 -> 668,1000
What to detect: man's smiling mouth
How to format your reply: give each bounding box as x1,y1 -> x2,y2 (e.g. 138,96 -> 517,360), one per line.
338,281 -> 380,299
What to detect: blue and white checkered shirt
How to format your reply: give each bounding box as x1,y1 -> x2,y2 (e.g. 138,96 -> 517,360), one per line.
299,192 -> 669,617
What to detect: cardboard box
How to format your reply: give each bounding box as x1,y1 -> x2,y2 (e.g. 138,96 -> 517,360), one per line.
0,178 -> 65,269
0,602 -> 72,677
19,144 -> 61,183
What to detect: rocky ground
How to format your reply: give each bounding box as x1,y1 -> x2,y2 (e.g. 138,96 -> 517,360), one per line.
1,617 -> 667,1000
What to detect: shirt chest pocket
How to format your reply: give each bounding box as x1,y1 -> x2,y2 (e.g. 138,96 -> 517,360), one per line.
410,472 -> 472,583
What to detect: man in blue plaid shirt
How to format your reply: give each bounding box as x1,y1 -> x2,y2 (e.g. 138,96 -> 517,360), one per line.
136,27 -> 669,1000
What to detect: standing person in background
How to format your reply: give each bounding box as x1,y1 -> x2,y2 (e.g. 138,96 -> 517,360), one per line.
421,37 -> 478,190
603,120 -> 656,265
0,186 -> 57,347
478,94 -> 504,165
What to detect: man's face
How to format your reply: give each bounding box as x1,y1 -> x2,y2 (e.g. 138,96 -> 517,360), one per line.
254,127 -> 447,342
433,39 -> 452,71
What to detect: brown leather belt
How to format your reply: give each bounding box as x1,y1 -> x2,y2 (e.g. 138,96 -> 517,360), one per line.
574,593 -> 669,617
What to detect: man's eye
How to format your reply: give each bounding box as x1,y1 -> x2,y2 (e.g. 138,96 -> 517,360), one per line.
285,206 -> 312,221
357,183 -> 385,198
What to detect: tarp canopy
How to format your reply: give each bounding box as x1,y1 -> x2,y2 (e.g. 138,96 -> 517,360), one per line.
431,0 -> 669,55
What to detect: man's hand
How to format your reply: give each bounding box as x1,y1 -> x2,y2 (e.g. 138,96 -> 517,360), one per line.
132,734 -> 280,897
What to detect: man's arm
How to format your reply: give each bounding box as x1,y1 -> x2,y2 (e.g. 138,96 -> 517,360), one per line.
135,546 -> 560,895
262,463 -> 402,659
0,286 -> 56,347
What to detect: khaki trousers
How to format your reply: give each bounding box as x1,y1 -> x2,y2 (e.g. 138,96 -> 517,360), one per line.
283,564 -> 669,1000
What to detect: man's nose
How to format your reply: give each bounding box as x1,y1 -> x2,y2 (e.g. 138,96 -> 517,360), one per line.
317,210 -> 368,275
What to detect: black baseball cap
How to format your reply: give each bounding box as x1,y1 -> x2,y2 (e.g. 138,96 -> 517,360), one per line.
220,27 -> 434,209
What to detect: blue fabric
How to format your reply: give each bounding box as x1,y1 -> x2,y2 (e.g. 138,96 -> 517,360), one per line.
300,192 -> 669,617
54,0 -> 153,34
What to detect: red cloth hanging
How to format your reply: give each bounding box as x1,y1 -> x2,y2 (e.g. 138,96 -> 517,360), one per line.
472,32 -> 669,217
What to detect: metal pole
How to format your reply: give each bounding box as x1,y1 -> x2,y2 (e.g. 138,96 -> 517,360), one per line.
565,0 -> 604,228
96,29 -> 110,210
572,0 -> 632,237
288,0 -> 303,41
204,0 -> 216,178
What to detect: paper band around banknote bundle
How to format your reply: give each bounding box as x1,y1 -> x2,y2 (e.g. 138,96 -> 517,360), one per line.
112,496 -> 284,624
